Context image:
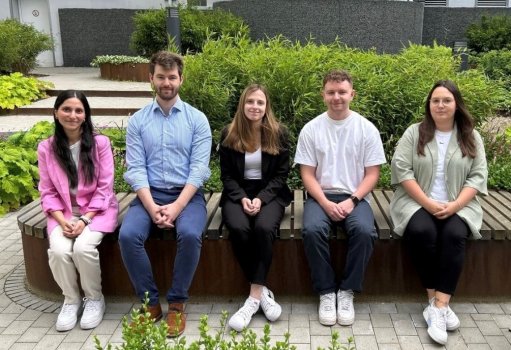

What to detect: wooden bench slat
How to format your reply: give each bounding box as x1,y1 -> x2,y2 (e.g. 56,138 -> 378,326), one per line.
17,199 -> 42,233
24,212 -> 47,238
480,199 -> 507,240
487,191 -> 511,239
370,190 -> 391,239
117,193 -> 137,225
292,190 -> 304,239
205,192 -> 221,239
279,202 -> 292,239
481,191 -> 510,240
498,190 -> 511,203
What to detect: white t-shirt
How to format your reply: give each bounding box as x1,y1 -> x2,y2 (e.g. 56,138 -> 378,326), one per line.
294,111 -> 386,196
69,140 -> 81,215
244,147 -> 262,180
430,130 -> 452,203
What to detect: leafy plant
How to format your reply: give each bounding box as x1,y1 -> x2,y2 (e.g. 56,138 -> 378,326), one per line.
482,126 -> 511,190
0,19 -> 53,74
0,73 -> 53,110
90,55 -> 149,67
94,296 -> 356,350
7,121 -> 53,148
475,50 -> 511,90
0,142 -> 39,215
130,6 -> 249,56
97,126 -> 130,193
466,15 -> 511,53
180,37 -> 507,161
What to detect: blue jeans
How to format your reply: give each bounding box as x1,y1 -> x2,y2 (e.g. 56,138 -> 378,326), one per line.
118,188 -> 206,305
302,193 -> 377,294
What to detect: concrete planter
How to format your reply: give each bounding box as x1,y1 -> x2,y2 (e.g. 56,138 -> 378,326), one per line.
99,62 -> 150,82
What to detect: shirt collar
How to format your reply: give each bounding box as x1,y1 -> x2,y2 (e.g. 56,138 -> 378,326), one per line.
151,97 -> 183,116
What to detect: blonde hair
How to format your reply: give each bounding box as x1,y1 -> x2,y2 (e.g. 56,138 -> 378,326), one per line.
222,84 -> 282,155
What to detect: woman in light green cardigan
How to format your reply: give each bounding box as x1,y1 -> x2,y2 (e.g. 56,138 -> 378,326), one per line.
390,80 -> 487,346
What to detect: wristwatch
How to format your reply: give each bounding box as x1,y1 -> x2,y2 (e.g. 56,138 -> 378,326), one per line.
79,215 -> 92,225
350,195 -> 360,207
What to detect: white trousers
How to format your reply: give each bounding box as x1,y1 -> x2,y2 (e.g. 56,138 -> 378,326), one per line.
48,223 -> 104,304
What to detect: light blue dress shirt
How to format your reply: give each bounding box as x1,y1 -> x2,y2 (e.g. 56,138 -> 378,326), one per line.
124,98 -> 212,192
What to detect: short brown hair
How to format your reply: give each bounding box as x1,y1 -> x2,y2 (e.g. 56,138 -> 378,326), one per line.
323,70 -> 353,88
150,51 -> 184,76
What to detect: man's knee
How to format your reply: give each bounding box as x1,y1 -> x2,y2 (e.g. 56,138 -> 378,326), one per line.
302,221 -> 330,242
348,222 -> 377,245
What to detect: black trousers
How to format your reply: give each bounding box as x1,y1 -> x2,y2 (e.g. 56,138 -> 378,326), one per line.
404,208 -> 469,295
221,181 -> 285,285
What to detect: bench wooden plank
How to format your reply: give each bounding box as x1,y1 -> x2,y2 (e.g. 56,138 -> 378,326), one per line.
279,202 -> 292,239
292,190 -> 304,239
24,212 -> 47,238
481,191 -> 510,240
205,192 -> 221,239
498,190 -> 511,203
17,199 -> 42,233
487,191 -> 511,239
370,190 -> 391,239
480,198 -> 507,240
207,204 -> 224,239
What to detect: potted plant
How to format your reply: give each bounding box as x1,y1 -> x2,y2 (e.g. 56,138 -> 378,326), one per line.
90,55 -> 150,82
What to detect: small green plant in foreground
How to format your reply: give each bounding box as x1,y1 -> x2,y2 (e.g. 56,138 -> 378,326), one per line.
94,297 -> 355,350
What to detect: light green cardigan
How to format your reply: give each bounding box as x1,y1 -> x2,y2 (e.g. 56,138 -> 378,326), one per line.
390,123 -> 488,239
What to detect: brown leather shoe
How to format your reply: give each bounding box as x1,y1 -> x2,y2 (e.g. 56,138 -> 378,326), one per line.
130,303 -> 163,327
166,303 -> 186,337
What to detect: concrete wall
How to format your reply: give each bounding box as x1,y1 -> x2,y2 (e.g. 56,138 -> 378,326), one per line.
0,0 -> 13,19
59,8 -> 139,67
422,8 -> 511,47
215,0 -> 424,53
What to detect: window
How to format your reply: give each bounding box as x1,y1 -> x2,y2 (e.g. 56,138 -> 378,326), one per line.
424,0 -> 448,7
476,0 -> 507,6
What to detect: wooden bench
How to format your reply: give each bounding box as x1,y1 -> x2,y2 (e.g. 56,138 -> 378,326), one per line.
17,190 -> 511,299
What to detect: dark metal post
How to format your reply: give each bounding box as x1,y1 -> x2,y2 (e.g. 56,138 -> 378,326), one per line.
453,41 -> 468,71
165,0 -> 182,53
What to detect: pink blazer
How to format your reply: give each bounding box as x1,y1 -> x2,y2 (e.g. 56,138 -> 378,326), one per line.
37,135 -> 119,235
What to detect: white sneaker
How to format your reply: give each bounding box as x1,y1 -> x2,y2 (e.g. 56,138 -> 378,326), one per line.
80,296 -> 105,329
260,287 -> 282,322
56,302 -> 80,331
228,296 -> 260,332
446,306 -> 460,331
427,297 -> 460,331
337,289 -> 355,326
423,303 -> 448,345
318,292 -> 336,326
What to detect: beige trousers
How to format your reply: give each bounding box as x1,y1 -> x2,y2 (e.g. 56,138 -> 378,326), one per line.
48,223 -> 104,304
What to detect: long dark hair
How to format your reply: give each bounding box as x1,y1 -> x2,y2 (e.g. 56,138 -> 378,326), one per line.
417,80 -> 476,158
52,90 -> 95,188
222,84 -> 282,155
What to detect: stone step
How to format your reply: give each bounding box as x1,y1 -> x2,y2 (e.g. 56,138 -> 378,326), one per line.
47,89 -> 153,98
11,96 -> 153,116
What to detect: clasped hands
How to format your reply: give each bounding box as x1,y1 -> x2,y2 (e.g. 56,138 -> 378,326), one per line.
425,199 -> 460,219
322,198 -> 355,222
241,197 -> 262,216
61,219 -> 86,238
149,202 -> 184,228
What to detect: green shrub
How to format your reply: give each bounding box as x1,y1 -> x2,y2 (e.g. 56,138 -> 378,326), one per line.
0,142 -> 39,215
180,37 -> 507,160
130,6 -> 249,56
90,55 -> 149,67
0,73 -> 53,110
466,15 -> 511,53
0,19 -> 53,74
97,127 -> 131,193
483,126 -> 511,190
7,121 -> 53,149
475,50 -> 511,90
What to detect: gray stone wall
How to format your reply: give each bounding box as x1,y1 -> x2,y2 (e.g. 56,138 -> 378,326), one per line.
60,8 -> 138,66
422,8 -> 511,47
215,0 -> 424,53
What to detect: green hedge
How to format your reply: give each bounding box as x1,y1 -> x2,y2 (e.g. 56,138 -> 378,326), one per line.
179,37 -> 509,160
0,19 -> 53,74
130,6 -> 249,56
466,15 -> 511,53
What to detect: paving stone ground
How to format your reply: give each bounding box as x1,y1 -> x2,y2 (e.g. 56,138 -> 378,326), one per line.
1,68 -> 510,349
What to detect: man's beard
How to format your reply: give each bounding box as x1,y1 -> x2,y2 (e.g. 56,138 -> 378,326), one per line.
156,86 -> 179,101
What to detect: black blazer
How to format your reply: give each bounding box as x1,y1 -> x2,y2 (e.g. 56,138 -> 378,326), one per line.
219,126 -> 292,207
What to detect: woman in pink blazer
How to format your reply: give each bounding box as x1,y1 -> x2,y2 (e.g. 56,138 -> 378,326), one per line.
37,90 -> 118,332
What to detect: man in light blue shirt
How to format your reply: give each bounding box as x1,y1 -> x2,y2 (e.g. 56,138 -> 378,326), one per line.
119,51 -> 211,337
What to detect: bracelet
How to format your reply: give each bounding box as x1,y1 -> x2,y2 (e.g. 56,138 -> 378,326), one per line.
79,215 -> 91,225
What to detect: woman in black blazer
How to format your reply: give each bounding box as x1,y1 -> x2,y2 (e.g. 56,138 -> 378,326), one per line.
219,84 -> 292,331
